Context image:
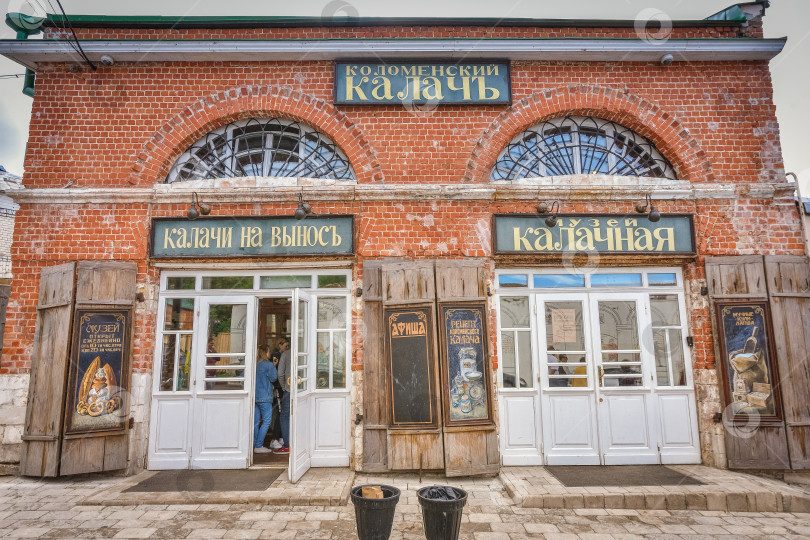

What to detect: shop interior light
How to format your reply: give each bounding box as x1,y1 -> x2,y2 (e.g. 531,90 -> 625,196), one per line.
635,194 -> 661,223
537,200 -> 560,228
186,192 -> 211,220
294,193 -> 313,220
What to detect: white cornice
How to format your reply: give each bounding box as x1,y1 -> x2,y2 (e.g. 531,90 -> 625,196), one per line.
6,181 -> 795,205
0,38 -> 786,70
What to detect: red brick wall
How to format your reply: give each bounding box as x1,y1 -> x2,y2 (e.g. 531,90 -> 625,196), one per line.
3,22 -> 802,376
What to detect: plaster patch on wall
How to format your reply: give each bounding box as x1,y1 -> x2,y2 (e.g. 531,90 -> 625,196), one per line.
474,218 -> 492,256
406,213 -> 435,228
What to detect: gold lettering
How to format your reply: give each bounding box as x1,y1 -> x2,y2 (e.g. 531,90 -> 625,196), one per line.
396,77 -> 421,101
446,65 -> 457,76
446,77 -> 471,100
359,65 -> 371,76
401,66 -> 416,76
593,227 -> 615,251
473,65 -> 485,76
653,227 -> 675,251
421,76 -> 444,101
318,225 -> 329,246
513,227 -> 533,251
220,227 -> 232,249
163,228 -> 176,250
475,77 -> 500,100
614,228 -> 635,251
625,217 -> 638,227
533,228 -> 554,251
460,66 -> 471,77
486,64 -> 499,76
271,226 -> 281,247
634,228 -> 653,251
575,228 -> 595,251
371,76 -> 393,100
418,65 -> 428,76
345,65 -> 357,76
331,226 -> 342,247
344,76 -> 369,101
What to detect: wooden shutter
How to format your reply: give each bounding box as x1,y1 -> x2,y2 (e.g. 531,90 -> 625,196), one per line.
765,256 -> 810,469
436,260 -> 499,477
705,256 -> 790,469
19,263 -> 76,477
0,284 -> 9,358
381,261 -> 444,470
361,262 -> 388,472
60,261 -> 136,475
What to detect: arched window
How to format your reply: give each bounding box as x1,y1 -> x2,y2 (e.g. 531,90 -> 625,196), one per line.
490,116 -> 676,181
166,118 -> 355,182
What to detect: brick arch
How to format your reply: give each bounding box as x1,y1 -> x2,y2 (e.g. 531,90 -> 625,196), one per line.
464,85 -> 714,183
128,85 -> 383,185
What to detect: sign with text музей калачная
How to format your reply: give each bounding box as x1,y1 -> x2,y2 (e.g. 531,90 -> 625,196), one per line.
493,214 -> 695,255
334,62 -> 510,105
150,216 -> 354,258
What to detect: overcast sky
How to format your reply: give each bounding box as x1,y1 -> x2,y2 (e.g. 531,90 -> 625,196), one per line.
1,0 -> 808,196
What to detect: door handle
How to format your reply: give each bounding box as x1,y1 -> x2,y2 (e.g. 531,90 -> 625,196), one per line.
598,366 -> 604,387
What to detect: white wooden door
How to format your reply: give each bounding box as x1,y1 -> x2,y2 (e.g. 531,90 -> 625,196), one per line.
191,296 -> 255,469
591,293 -> 659,465
496,295 -> 543,465
539,294 -> 601,465
289,289 -> 314,483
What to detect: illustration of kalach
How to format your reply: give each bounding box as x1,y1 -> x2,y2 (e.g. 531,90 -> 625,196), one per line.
729,327 -> 773,415
76,356 -> 122,417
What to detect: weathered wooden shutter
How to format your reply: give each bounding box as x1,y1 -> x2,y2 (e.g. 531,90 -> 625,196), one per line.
705,256 -> 790,469
361,262 -> 387,472
765,256 -> 810,469
381,261 -> 444,470
0,284 -> 9,357
60,261 -> 136,475
19,263 -> 76,477
436,260 -> 500,477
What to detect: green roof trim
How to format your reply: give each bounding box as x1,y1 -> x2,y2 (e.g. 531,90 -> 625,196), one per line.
41,13 -> 745,29
705,6 -> 748,22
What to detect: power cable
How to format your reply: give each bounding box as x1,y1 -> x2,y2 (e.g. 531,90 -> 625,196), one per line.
44,0 -> 85,60
53,0 -> 96,70
0,73 -> 27,79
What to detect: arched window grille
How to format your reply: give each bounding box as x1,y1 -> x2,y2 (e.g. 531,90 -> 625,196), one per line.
166,118 -> 356,182
490,116 -> 677,181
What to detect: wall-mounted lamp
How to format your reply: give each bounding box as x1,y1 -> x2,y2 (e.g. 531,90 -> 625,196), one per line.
187,192 -> 211,220
293,193 -> 313,220
634,194 -> 661,223
537,201 -> 560,228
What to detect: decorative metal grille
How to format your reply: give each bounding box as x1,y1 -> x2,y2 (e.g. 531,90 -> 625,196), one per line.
166,118 -> 356,182
490,116 -> 677,181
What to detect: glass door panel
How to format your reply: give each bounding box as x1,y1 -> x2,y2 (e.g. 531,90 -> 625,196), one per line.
544,301 -> 588,388
203,303 -> 248,391
596,300 -> 643,388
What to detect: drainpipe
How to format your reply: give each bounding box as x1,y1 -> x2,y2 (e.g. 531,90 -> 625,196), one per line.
4,13 -> 45,97
787,172 -> 809,256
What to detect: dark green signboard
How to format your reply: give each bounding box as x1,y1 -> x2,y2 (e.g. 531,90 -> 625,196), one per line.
493,214 -> 695,254
150,216 -> 354,258
334,61 -> 510,105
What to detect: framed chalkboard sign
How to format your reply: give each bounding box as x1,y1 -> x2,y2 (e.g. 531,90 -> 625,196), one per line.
385,306 -> 437,427
438,303 -> 493,426
64,308 -> 133,435
715,300 -> 782,425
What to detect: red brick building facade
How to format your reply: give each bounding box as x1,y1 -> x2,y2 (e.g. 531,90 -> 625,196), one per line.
0,3 -> 807,477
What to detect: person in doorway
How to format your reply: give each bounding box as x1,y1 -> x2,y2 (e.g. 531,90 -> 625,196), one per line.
548,350 -> 570,387
275,338 -> 292,455
253,344 -> 278,453
266,343 -> 284,449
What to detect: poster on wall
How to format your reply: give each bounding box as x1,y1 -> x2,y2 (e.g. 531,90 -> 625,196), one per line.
439,304 -> 493,425
64,309 -> 132,435
385,307 -> 436,426
715,301 -> 782,424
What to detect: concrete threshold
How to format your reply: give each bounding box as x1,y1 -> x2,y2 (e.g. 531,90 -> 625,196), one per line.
78,467 -> 355,507
500,465 -> 810,513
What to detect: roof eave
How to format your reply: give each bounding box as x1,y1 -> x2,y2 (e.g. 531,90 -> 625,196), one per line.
0,38 -> 787,71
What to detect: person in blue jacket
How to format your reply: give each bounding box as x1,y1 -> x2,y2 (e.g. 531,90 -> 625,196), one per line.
254,344 -> 278,453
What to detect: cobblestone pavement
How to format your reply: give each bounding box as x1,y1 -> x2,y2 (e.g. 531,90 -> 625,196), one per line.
0,473 -> 809,539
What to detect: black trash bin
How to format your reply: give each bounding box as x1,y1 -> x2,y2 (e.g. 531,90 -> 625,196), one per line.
417,485 -> 468,540
350,484 -> 401,540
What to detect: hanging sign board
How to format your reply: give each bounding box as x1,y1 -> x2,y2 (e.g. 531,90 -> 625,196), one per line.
334,61 -> 511,105
493,214 -> 696,255
150,216 -> 354,258
385,307 -> 436,426
64,309 -> 132,435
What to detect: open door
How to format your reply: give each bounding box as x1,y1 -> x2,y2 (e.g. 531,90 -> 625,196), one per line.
289,289 -> 314,483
